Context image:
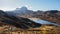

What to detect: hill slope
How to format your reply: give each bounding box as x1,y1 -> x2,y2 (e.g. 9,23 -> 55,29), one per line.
0,10 -> 41,29
36,10 -> 60,24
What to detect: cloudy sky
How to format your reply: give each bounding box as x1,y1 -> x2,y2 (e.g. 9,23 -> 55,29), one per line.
0,0 -> 60,11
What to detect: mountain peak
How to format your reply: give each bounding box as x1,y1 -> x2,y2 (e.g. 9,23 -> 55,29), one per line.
16,6 -> 28,11
20,6 -> 28,10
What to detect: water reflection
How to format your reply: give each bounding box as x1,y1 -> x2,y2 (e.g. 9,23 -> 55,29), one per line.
31,19 -> 60,26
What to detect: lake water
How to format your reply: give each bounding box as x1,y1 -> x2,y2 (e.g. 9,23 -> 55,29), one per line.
29,18 -> 60,26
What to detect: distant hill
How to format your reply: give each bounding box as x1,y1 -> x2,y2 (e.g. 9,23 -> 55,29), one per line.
36,10 -> 60,24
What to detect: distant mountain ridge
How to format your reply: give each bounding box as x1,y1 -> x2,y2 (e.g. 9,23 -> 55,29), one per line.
6,6 -> 33,17
5,6 -> 60,24
36,10 -> 60,24
6,6 -> 43,18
